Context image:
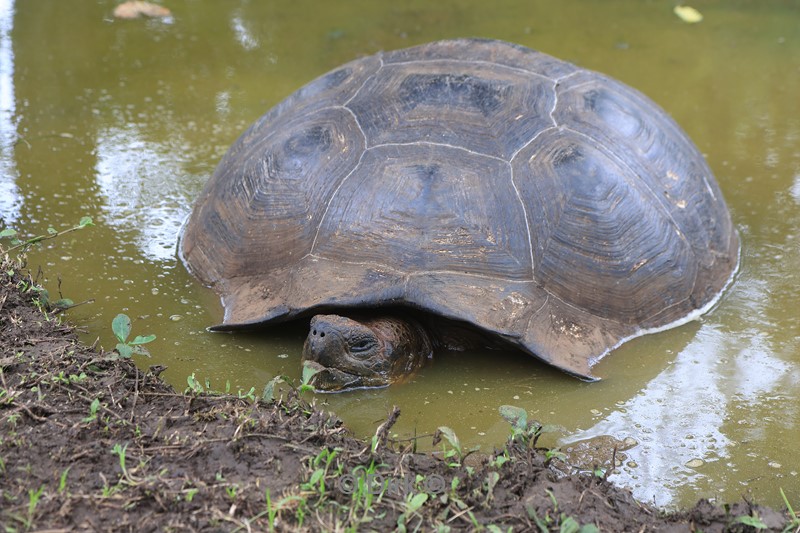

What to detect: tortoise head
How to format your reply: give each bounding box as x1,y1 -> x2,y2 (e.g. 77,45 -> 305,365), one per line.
301,314 -> 433,392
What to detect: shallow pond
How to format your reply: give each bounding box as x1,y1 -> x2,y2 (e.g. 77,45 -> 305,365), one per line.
1,0 -> 798,510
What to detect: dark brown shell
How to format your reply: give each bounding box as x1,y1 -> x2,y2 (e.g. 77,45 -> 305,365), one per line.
180,39 -> 739,379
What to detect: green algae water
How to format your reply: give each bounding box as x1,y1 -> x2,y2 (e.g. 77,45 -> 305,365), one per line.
1,0 -> 798,510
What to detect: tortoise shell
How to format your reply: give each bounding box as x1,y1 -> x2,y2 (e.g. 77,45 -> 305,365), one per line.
180,39 -> 739,379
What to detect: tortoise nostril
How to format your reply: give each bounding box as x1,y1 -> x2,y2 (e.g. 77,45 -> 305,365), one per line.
320,332 -> 325,338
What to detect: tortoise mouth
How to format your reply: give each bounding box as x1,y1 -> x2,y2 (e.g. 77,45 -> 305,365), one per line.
303,361 -> 388,393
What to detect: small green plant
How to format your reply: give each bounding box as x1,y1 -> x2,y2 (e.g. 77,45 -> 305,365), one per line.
262,364 -> 321,402
52,371 -> 88,385
301,447 -> 340,499
22,485 -> 46,529
544,448 -> 567,464
433,426 -> 478,467
299,362 -> 320,393
441,476 -> 480,528
112,313 -> 156,358
484,471 -> 500,504
397,492 -> 428,532
58,467 -> 71,494
434,426 -> 462,466
186,373 -> 206,394
265,488 -> 280,532
111,442 -> 137,484
225,485 -> 238,501
100,482 -> 119,498
0,216 -> 93,255
6,411 -> 22,428
237,386 -> 257,401
499,405 -> 558,448
5,485 -> 44,531
528,492 -> 600,533
83,398 -> 101,423
558,516 -> 600,533
732,512 -> 767,529
340,461 -> 383,525
261,375 -> 285,402
489,450 -> 510,469
781,487 -> 800,532
16,280 -> 55,312
251,489 -> 306,533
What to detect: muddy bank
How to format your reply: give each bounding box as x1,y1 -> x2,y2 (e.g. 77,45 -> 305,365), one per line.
0,258 -> 792,531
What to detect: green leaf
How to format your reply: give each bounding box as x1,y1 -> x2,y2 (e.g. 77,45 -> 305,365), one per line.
186,373 -> 204,393
499,405 -> 528,432
133,345 -> 152,357
406,492 -> 428,513
261,375 -> 285,402
545,448 -> 566,462
35,288 -> 50,305
559,517 -> 580,533
112,314 -> 131,344
734,515 -> 767,529
83,398 -> 101,422
52,298 -> 74,309
0,228 -> 17,238
301,362 -> 321,385
780,487 -> 798,522
78,216 -> 94,227
308,468 -> 324,486
578,525 -> 600,533
437,426 -> 461,454
130,334 -> 156,345
116,343 -> 134,358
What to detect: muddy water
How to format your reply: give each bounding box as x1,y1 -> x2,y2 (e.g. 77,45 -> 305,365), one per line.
1,0 -> 798,510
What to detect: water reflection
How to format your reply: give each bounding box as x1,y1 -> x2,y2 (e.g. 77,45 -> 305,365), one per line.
792,174 -> 800,204
565,272 -> 797,507
0,0 -> 21,226
230,14 -> 260,51
94,124 -> 196,262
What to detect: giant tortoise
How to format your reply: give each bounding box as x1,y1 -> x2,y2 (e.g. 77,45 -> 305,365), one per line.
180,39 -> 739,391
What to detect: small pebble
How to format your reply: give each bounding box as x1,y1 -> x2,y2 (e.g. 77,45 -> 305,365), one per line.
623,437 -> 638,448
685,458 -> 704,468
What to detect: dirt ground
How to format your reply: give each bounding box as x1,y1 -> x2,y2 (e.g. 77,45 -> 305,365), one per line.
0,259 -> 794,532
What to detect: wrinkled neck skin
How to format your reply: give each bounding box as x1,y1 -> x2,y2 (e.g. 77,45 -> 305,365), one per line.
373,316 -> 434,382
301,313 -> 434,392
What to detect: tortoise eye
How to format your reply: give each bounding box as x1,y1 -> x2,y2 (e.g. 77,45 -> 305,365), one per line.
350,339 -> 375,355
